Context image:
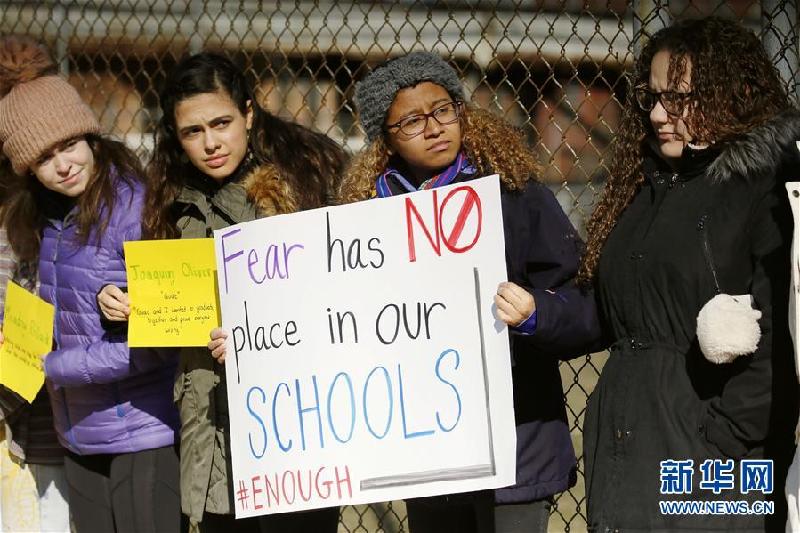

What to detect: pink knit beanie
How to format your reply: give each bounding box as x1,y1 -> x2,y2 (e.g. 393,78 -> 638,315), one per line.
0,36 -> 101,175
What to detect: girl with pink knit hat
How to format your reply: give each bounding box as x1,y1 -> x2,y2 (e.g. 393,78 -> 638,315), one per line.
0,36 -> 181,533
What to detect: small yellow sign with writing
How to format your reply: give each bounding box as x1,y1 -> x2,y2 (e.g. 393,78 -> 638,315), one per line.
0,281 -> 54,402
125,238 -> 220,347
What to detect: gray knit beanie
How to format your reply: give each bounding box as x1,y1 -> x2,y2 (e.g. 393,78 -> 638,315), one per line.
354,51 -> 465,143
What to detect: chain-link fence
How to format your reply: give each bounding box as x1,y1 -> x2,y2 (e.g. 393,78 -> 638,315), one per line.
2,1 -> 797,531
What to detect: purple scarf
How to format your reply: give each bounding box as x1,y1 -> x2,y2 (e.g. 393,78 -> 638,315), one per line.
374,151 -> 476,198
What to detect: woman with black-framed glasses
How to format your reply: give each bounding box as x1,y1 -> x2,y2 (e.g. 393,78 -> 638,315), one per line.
580,16 -> 800,532
338,51 -> 601,533
633,86 -> 693,117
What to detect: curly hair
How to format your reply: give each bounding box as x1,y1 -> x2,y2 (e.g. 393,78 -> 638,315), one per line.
578,16 -> 790,284
143,52 -> 347,239
337,105 -> 541,204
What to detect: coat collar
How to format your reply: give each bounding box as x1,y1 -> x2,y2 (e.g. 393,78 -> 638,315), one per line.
643,109 -> 800,185
176,160 -> 298,219
240,163 -> 298,216
706,108 -> 800,182
643,141 -> 720,185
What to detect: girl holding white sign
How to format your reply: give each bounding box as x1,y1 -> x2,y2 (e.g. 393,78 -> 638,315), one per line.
337,51 -> 602,533
128,52 -> 346,533
0,36 -> 181,532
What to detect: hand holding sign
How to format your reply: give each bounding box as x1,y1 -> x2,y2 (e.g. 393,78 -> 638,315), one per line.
97,284 -> 131,321
494,281 -> 536,326
0,281 -> 54,402
208,327 -> 227,363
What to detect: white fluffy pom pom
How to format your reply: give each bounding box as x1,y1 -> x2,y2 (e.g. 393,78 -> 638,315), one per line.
696,294 -> 761,364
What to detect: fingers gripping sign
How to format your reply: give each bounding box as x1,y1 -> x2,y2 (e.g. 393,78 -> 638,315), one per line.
97,284 -> 130,321
208,326 -> 228,363
494,281 -> 536,327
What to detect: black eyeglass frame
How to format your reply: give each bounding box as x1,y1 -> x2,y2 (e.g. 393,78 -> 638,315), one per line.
634,87 -> 694,117
385,100 -> 464,137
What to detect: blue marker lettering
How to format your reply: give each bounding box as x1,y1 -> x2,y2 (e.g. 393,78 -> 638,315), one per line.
398,363 -> 434,439
363,366 -> 393,439
272,382 -> 293,452
296,376 -> 324,450
327,372 -> 356,443
435,348 -> 462,432
246,386 -> 267,458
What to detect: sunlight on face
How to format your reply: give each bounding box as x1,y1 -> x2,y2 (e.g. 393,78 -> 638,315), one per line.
174,90 -> 254,181
384,82 -> 462,182
30,137 -> 94,197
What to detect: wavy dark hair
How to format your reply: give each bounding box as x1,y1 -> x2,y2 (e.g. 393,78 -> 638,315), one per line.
578,16 -> 791,284
143,52 -> 347,239
0,134 -> 142,263
338,105 -> 541,204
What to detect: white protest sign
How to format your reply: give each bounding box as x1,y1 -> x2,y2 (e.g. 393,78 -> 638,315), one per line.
215,175 -> 516,517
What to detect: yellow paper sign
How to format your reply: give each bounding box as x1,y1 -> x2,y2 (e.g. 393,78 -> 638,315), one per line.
125,238 -> 220,347
0,281 -> 53,402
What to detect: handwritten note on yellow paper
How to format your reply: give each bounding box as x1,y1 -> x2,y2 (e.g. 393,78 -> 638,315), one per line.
125,238 -> 220,347
0,281 -> 53,402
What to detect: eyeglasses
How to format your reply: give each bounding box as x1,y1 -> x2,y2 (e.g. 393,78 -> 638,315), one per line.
385,101 -> 463,137
634,87 -> 693,116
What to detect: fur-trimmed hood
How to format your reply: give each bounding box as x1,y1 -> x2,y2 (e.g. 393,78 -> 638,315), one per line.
707,108 -> 800,182
242,162 -> 299,216
175,161 -> 300,229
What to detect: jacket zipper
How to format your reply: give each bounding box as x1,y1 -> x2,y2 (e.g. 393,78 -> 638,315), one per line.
53,215 -> 80,450
52,215 -> 79,450
698,214 -> 721,294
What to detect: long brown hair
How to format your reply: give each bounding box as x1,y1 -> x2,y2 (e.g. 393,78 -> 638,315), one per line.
0,134 -> 142,263
578,16 -> 790,285
338,105 -> 541,204
142,52 -> 347,239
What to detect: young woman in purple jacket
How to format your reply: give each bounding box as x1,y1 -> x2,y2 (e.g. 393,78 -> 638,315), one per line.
0,36 -> 180,533
337,51 -> 602,533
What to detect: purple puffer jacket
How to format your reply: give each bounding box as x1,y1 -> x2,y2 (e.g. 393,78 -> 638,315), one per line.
39,174 -> 179,455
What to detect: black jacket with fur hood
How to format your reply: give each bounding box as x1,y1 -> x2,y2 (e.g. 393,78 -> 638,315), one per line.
585,110 -> 800,532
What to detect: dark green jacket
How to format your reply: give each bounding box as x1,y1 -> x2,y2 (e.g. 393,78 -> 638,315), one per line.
174,163 -> 298,525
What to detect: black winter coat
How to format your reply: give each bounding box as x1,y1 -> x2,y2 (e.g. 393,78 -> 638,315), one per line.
498,177 -> 603,503
585,111 -> 800,532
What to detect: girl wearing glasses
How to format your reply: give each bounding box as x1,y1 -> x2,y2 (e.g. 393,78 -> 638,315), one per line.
339,51 -> 601,533
581,17 -> 800,531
